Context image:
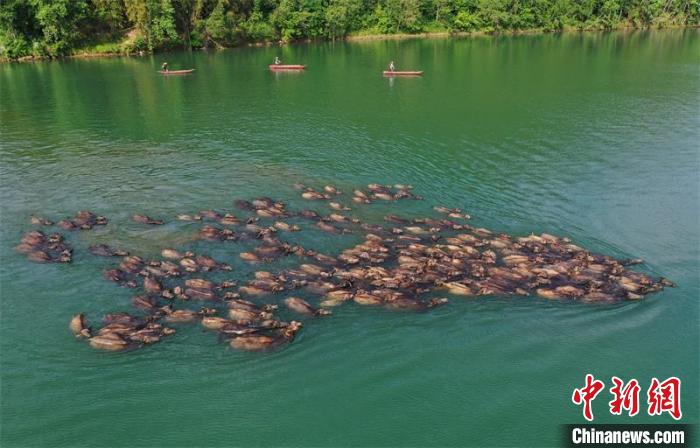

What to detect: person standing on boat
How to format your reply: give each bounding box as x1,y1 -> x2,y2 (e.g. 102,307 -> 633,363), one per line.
389,61 -> 395,72
162,62 -> 169,72
274,57 -> 281,65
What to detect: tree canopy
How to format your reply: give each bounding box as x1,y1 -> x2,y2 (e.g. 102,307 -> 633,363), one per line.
1,0 -> 697,58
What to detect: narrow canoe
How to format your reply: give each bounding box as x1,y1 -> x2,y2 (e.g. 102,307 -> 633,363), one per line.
269,65 -> 306,71
383,71 -> 423,77
158,69 -> 195,75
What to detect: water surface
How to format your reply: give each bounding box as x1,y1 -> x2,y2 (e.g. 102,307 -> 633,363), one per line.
1,30 -> 698,447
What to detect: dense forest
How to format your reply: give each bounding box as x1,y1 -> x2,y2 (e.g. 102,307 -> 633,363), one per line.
1,0 -> 697,59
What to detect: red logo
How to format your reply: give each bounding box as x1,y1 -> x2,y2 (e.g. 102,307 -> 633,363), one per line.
609,376 -> 640,417
647,377 -> 682,420
572,374 -> 605,421
572,375 -> 682,421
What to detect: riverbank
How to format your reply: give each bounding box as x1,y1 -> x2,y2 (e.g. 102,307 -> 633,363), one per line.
3,24 -> 696,63
343,23 -> 697,40
345,29 -> 541,41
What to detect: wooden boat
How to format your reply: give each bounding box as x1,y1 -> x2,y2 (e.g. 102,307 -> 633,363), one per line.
383,70 -> 423,77
269,64 -> 306,71
158,69 -> 195,75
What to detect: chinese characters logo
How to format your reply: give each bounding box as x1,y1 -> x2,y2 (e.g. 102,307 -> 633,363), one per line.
572,375 -> 681,421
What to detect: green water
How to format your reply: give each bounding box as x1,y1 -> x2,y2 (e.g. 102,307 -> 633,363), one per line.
1,30 -> 698,447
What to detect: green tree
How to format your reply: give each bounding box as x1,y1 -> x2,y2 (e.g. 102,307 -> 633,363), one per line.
151,0 -> 178,46
476,0 -> 510,30
532,0 -> 569,31
31,0 -> 89,55
325,0 -> 362,37
124,0 -> 178,50
385,0 -> 423,31
271,0 -> 313,40
93,0 -> 127,32
241,10 -> 275,39
452,9 -> 482,28
434,0 -> 455,24
1,0 -> 697,59
0,0 -> 40,57
205,0 -> 232,42
600,0 -> 621,27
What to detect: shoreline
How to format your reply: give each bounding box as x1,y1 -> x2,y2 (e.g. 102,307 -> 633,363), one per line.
344,24 -> 695,40
3,25 -> 695,63
346,30 -> 531,41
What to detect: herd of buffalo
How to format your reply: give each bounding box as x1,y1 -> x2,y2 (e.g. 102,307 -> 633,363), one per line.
15,183 -> 674,353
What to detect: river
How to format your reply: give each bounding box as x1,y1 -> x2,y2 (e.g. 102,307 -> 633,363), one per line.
1,30 -> 698,446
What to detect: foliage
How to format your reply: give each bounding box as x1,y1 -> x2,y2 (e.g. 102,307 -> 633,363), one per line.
0,0 -> 697,59
325,0 -> 362,37
452,10 -> 482,30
